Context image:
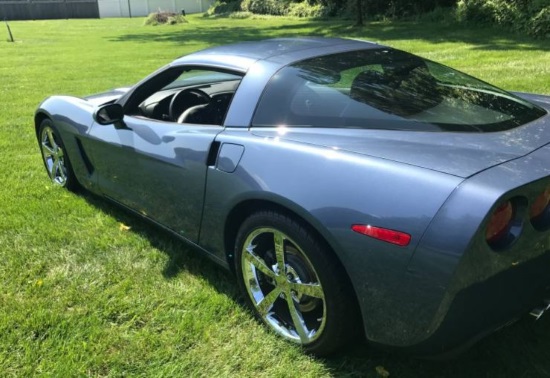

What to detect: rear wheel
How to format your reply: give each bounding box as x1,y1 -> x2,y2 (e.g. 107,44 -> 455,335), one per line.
235,211 -> 359,356
38,119 -> 78,191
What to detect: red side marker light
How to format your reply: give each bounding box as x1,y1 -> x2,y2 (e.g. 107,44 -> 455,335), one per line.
352,224 -> 411,247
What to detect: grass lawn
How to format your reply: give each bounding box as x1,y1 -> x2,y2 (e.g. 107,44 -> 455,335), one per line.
1,14 -> 550,377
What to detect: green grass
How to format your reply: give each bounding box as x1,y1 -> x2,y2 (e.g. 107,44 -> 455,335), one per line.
1,14 -> 550,377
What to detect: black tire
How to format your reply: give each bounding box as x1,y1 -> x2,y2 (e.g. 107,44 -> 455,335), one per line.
235,210 -> 359,356
38,119 -> 79,191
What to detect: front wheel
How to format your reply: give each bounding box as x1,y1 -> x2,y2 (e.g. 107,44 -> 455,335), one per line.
235,211 -> 359,356
38,119 -> 78,191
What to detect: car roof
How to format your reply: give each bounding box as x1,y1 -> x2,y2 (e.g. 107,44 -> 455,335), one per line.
171,37 -> 383,72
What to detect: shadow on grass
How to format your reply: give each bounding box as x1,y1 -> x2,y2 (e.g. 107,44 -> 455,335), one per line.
79,190 -> 550,378
107,18 -> 550,52
80,191 -> 238,296
324,315 -> 550,377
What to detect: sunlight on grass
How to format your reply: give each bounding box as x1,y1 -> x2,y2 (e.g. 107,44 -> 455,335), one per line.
0,14 -> 549,377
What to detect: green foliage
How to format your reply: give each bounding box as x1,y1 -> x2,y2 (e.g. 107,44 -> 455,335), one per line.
288,1 -> 328,17
144,11 -> 188,25
416,6 -> 459,23
241,0 -> 289,15
456,0 -> 550,37
208,0 -> 329,18
206,0 -> 458,20
356,0 -> 456,19
529,6 -> 550,37
204,0 -> 550,36
206,0 -> 243,16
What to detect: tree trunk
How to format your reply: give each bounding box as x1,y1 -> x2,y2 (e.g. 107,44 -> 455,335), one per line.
356,0 -> 364,26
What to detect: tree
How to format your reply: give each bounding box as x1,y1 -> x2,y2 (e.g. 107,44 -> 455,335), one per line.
356,0 -> 364,26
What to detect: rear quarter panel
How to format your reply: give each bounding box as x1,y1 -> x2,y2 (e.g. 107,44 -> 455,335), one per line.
199,128 -> 464,343
397,143 -> 550,351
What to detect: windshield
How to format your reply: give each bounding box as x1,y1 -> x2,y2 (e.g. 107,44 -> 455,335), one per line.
252,49 -> 546,132
163,70 -> 242,90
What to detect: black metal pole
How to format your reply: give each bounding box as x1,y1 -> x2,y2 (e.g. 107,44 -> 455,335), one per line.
128,0 -> 132,18
5,19 -> 14,42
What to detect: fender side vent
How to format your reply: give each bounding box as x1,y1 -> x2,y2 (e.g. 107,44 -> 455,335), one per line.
76,138 -> 94,175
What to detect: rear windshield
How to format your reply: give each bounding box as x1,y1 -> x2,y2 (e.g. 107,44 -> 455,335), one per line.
252,49 -> 546,132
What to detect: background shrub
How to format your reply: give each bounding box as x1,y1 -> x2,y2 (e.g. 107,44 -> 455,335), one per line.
456,0 -> 550,37
288,1 -> 327,18
206,0 -> 243,16
144,11 -> 187,25
241,0 -> 289,15
529,6 -> 550,37
204,0 -> 549,37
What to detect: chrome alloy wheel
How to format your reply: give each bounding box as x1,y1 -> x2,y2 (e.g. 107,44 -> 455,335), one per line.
241,227 -> 326,344
40,126 -> 68,186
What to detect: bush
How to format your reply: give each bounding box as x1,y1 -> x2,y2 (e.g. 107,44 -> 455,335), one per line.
529,6 -> 550,37
241,0 -> 289,15
355,0 -> 456,19
206,0 -> 243,16
416,6 -> 459,23
144,11 -> 188,25
456,0 -> 495,23
288,1 -> 327,18
207,0 -> 328,18
456,0 -> 550,37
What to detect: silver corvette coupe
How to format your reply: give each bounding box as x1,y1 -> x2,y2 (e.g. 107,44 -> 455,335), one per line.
36,37 -> 550,356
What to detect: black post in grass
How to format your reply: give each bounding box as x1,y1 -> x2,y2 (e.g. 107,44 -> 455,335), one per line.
5,19 -> 14,42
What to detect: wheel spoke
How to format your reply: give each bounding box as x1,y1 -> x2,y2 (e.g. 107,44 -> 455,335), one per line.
289,281 -> 325,299
58,159 -> 67,180
273,231 -> 286,274
46,129 -> 57,149
286,294 -> 310,343
51,158 -> 59,177
243,245 -> 276,279
41,143 -> 55,156
256,286 -> 282,316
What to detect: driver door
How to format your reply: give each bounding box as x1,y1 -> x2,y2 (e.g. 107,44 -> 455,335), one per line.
87,67 -> 242,242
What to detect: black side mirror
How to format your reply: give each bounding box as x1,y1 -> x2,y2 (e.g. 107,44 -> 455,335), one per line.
93,103 -> 124,125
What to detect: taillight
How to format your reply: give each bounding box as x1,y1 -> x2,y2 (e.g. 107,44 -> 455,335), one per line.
352,224 -> 411,246
485,200 -> 514,247
531,187 -> 550,218
530,186 -> 550,230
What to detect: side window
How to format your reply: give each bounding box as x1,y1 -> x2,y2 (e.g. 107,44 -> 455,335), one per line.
253,67 -> 349,128
252,63 -> 398,128
252,48 -> 545,132
129,68 -> 243,125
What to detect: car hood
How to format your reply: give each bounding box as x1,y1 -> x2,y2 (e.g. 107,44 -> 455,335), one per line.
84,87 -> 131,106
251,93 -> 550,178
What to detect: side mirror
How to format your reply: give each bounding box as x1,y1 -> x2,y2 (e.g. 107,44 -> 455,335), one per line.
93,103 -> 124,125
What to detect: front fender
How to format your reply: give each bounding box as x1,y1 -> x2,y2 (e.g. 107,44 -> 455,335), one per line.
35,95 -> 96,190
